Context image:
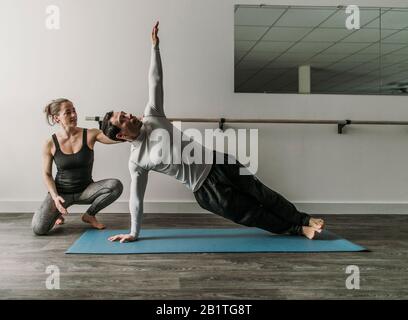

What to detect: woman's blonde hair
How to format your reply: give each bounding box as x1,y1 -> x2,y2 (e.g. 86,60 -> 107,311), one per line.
44,98 -> 71,125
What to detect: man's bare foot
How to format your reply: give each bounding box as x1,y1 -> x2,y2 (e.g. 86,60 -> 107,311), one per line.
309,217 -> 325,230
302,226 -> 322,240
81,213 -> 105,230
55,215 -> 65,225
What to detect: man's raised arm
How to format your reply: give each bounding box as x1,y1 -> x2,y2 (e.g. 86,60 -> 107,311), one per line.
145,21 -> 164,117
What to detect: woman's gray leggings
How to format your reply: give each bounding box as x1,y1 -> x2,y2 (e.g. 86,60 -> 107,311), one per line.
32,179 -> 123,235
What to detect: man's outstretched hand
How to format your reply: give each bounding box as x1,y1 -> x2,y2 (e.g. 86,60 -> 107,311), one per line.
152,21 -> 159,46
108,234 -> 136,243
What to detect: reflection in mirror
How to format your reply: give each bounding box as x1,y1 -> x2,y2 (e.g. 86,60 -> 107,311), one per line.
234,5 -> 408,95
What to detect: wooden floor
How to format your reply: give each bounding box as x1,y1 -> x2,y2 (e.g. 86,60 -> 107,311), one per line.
0,212 -> 407,299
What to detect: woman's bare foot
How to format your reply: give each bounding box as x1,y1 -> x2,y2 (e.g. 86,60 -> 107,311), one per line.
302,226 -> 322,240
55,215 -> 65,225
309,217 -> 325,230
81,213 -> 105,230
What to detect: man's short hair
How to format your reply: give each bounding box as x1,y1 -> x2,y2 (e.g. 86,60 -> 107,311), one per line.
101,111 -> 122,141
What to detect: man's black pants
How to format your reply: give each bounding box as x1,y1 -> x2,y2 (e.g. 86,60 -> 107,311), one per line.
194,152 -> 310,235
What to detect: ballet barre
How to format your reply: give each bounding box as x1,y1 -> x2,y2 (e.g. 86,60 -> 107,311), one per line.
85,116 -> 408,134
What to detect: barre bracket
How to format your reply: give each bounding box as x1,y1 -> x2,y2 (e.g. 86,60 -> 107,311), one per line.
219,118 -> 226,131
338,120 -> 351,134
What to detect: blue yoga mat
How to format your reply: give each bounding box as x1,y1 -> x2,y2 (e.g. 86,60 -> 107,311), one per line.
66,228 -> 366,254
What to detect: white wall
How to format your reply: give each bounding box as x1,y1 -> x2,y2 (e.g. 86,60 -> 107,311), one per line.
1,0 -> 408,214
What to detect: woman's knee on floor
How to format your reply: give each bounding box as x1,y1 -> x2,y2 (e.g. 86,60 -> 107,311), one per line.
31,214 -> 51,236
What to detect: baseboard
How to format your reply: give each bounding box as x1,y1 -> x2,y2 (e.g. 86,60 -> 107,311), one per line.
1,200 -> 408,214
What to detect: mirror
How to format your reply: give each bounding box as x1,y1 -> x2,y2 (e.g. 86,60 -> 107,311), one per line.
234,5 -> 408,95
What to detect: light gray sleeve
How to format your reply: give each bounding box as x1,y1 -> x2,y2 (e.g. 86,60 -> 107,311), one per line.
128,161 -> 149,238
144,43 -> 164,117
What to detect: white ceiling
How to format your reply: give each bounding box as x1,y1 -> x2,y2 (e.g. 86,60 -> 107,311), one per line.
234,5 -> 408,94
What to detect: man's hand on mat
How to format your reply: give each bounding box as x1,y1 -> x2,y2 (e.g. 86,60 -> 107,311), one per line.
108,234 -> 136,243
152,21 -> 159,46
53,196 -> 68,215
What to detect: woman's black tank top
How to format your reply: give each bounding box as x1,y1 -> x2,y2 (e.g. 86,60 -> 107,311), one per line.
52,128 -> 94,194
